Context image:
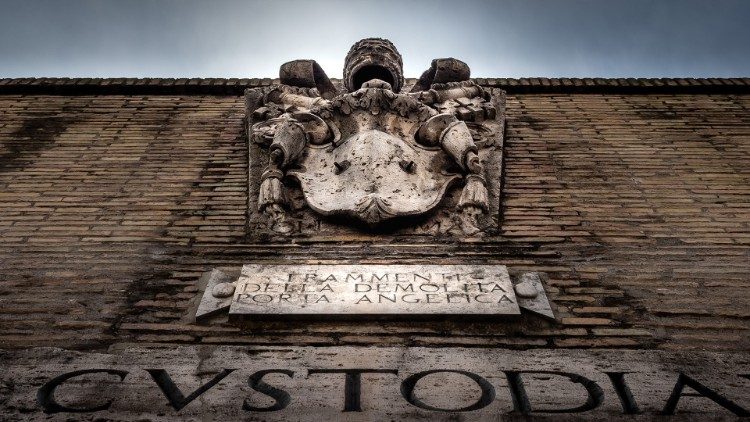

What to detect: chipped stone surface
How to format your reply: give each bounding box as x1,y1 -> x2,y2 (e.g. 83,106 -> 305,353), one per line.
1,346 -> 749,420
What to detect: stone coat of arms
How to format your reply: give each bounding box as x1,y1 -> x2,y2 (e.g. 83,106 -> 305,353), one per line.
246,38 -> 505,239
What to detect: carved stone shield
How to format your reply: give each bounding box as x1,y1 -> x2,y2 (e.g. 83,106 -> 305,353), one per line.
289,128 -> 460,225
245,38 -> 506,239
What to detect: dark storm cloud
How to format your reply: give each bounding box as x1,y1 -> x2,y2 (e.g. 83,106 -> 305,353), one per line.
0,0 -> 748,78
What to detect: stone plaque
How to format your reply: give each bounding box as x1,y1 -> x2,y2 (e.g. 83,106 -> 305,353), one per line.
228,264 -> 519,317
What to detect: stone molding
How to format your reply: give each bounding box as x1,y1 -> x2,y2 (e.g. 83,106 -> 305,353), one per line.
1,77 -> 749,95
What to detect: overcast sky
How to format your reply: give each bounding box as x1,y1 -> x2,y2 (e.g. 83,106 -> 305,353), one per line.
1,0 -> 748,78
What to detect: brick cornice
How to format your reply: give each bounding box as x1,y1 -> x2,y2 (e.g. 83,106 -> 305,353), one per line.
0,77 -> 748,95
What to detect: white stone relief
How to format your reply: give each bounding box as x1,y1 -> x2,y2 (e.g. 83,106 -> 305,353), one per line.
246,38 -> 505,239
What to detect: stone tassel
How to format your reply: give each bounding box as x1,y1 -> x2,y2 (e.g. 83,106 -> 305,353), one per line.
258,170 -> 286,211
458,174 -> 489,211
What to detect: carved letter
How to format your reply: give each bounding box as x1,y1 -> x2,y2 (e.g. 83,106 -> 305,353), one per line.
146,368 -> 236,411
37,369 -> 128,414
400,370 -> 495,412
604,372 -> 640,414
308,369 -> 398,412
503,370 -> 604,414
243,369 -> 294,412
662,373 -> 749,416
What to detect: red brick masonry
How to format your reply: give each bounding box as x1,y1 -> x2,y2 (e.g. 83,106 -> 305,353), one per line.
0,78 -> 748,351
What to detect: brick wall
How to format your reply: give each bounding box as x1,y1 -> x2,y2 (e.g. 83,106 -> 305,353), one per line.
0,82 -> 748,351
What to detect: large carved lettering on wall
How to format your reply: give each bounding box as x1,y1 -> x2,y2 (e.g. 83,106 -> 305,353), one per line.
246,38 -> 505,240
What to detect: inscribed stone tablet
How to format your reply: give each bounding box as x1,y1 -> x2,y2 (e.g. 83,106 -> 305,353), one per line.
228,264 -> 519,317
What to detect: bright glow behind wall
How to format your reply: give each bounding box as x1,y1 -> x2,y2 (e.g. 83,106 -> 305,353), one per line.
1,0 -> 748,78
